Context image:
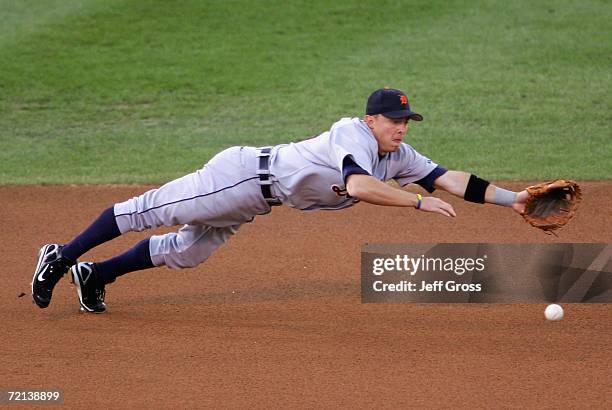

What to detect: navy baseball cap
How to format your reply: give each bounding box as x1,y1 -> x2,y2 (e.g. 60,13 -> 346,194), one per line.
366,88 -> 423,121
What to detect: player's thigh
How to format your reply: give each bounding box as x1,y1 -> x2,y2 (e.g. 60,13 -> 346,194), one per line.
115,147 -> 268,230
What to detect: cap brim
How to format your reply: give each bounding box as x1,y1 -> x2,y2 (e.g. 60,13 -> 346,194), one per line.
382,110 -> 423,121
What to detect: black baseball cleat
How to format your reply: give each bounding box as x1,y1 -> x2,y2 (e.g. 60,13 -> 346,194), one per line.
71,262 -> 107,313
31,244 -> 75,308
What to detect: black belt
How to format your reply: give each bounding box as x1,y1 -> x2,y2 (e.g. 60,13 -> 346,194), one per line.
257,147 -> 282,206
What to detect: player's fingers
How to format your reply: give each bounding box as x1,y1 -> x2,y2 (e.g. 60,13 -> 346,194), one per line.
437,200 -> 456,217
422,198 -> 452,217
435,207 -> 453,217
421,197 -> 455,217
445,203 -> 456,217
513,203 -> 526,214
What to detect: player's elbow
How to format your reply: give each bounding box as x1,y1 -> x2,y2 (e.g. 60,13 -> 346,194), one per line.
346,174 -> 371,199
347,185 -> 365,199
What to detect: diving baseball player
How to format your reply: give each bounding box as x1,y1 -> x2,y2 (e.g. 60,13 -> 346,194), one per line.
31,88 -> 529,313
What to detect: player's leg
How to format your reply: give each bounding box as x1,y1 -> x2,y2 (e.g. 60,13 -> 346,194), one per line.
32,146 -> 269,309
69,237 -> 153,313
112,147 -> 269,230
70,224 -> 241,312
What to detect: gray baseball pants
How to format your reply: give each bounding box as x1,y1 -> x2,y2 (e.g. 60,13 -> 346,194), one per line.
113,146 -> 272,269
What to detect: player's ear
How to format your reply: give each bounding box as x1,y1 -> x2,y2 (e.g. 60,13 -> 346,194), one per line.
364,114 -> 376,129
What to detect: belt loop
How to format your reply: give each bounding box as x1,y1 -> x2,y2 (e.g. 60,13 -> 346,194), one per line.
256,147 -> 281,206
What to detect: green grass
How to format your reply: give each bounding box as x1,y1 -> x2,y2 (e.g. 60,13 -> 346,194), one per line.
0,0 -> 610,183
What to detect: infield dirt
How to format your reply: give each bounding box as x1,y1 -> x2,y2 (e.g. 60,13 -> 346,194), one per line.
2,182 -> 610,408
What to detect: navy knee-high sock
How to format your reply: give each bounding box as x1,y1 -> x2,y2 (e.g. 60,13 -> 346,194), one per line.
62,206 -> 121,262
94,238 -> 154,284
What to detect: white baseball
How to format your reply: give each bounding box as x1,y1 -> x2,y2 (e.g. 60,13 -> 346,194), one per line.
544,304 -> 564,321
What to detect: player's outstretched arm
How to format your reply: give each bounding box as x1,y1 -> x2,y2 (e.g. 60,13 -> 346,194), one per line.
433,170 -> 527,214
346,174 -> 456,217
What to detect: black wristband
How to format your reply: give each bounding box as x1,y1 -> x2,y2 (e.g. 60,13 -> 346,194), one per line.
464,174 -> 490,203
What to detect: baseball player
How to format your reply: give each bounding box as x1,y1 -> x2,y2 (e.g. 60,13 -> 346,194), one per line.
31,88 -> 529,313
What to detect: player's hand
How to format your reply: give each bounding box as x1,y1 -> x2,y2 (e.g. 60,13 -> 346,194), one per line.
511,190 -> 529,215
419,196 -> 456,217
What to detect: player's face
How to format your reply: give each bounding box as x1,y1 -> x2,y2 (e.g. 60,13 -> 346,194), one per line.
365,115 -> 409,154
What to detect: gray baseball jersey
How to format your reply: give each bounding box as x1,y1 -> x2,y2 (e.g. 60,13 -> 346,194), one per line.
114,117 -> 438,269
270,117 -> 437,210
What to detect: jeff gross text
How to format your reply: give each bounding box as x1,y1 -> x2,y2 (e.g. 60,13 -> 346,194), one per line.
372,280 -> 482,292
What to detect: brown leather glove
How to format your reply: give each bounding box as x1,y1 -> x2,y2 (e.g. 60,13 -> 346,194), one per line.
523,179 -> 582,234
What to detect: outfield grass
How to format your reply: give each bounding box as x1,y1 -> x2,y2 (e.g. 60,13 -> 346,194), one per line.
0,0 -> 610,183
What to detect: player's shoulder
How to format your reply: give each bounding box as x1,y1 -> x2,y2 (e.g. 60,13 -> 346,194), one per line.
331,117 -> 367,132
330,117 -> 374,141
332,117 -> 363,128
330,117 -> 377,151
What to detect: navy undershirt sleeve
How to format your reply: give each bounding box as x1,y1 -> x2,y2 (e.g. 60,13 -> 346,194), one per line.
342,156 -> 370,184
414,166 -> 448,193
